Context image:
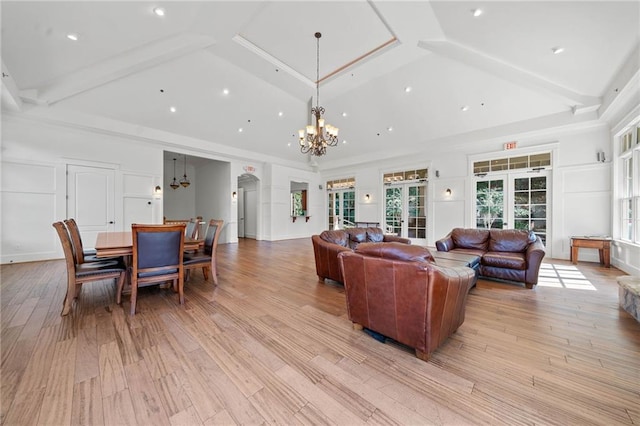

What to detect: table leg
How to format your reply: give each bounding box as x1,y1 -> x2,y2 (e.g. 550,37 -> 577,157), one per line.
602,246 -> 611,268
571,246 -> 578,264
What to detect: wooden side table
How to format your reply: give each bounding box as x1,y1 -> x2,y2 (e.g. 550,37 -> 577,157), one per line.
570,236 -> 612,268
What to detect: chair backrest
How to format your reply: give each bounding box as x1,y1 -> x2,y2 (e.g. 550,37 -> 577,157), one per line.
53,221 -> 77,274
132,224 -> 186,276
185,218 -> 199,239
64,218 -> 86,264
203,219 -> 224,255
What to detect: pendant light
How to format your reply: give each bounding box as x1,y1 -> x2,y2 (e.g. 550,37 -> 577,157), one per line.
180,155 -> 190,188
169,158 -> 179,189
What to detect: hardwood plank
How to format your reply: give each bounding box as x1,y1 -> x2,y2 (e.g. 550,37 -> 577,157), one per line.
102,388 -> 138,426
71,376 -> 104,426
37,337 -> 77,426
124,361 -> 171,426
99,340 -> 127,397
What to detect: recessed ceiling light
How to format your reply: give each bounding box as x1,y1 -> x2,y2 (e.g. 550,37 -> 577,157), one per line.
66,33 -> 79,41
404,86 -> 412,93
461,105 -> 470,112
222,88 -> 229,95
153,7 -> 165,17
342,112 -> 347,117
342,140 -> 347,144
287,142 -> 291,147
387,127 -> 393,132
169,106 -> 177,113
551,46 -> 565,55
472,9 -> 483,17
278,111 -> 283,117
238,128 -> 243,133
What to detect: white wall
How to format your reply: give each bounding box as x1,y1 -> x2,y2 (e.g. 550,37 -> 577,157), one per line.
195,160 -> 231,243
1,115 -> 163,263
163,159 -> 197,220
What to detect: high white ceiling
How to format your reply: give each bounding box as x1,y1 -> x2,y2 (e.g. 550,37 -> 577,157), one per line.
2,1 -> 638,169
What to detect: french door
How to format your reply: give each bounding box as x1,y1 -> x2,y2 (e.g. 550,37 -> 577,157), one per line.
384,183 -> 427,245
475,172 -> 549,244
328,190 -> 355,229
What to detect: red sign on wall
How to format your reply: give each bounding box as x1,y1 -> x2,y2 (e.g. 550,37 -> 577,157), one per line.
504,141 -> 517,150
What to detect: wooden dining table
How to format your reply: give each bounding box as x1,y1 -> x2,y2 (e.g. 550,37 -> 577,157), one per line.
95,231 -> 203,257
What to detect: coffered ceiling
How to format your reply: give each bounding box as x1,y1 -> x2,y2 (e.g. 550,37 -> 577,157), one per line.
1,1 -> 638,169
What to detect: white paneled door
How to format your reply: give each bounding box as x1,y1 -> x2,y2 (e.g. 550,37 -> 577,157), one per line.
67,164 -> 115,249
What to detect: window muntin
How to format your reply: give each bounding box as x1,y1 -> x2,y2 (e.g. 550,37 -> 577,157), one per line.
473,153 -> 551,174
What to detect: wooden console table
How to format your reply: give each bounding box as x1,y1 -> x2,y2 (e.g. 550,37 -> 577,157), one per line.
570,236 -> 612,268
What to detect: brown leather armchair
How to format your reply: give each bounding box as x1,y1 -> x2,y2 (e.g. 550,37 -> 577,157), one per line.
338,243 -> 476,361
312,227 -> 410,283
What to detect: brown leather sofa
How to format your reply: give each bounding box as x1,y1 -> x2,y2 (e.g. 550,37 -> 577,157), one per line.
435,228 -> 546,289
338,242 -> 476,361
312,227 -> 410,283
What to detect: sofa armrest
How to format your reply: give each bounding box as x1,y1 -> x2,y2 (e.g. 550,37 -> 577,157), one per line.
435,233 -> 454,252
383,235 -> 411,244
312,235 -> 352,283
524,237 -> 546,286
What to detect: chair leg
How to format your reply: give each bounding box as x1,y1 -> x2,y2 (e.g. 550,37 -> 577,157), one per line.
130,279 -> 138,316
116,272 -> 125,305
178,275 -> 184,305
202,266 -> 209,281
61,278 -> 75,316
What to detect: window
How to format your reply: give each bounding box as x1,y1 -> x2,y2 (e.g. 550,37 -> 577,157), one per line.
473,153 -> 551,175
619,124 -> 640,244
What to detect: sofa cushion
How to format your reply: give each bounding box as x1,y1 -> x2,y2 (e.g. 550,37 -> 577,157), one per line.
356,242 -> 434,263
320,230 -> 348,247
346,228 -> 367,249
451,228 -> 490,251
482,251 -> 527,270
366,227 -> 385,243
488,229 -> 533,253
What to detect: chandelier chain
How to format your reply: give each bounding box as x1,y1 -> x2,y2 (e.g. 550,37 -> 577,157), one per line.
297,31 -> 340,157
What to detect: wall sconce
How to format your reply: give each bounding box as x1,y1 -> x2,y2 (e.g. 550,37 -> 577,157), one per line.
365,193 -> 370,201
232,191 -> 237,200
445,188 -> 452,196
153,185 -> 162,197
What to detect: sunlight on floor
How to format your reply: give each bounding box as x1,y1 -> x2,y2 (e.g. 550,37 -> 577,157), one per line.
537,263 -> 597,290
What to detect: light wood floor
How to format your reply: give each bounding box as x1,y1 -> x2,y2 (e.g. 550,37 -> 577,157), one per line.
1,238 -> 639,425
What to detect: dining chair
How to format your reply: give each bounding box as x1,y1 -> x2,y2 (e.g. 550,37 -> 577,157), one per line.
184,219 -> 224,284
185,217 -> 200,239
53,221 -> 126,316
120,223 -> 185,316
64,218 -> 99,263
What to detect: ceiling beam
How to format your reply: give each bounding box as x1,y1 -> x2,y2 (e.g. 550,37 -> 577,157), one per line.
20,33 -> 218,106
418,39 -> 601,113
1,61 -> 23,111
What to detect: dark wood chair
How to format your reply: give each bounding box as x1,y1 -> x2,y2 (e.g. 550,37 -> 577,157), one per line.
53,221 -> 125,316
120,223 -> 185,316
184,219 -> 224,284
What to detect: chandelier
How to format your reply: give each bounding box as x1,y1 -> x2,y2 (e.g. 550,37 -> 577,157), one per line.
169,156 -> 190,189
298,32 -> 339,157
169,158 -> 179,189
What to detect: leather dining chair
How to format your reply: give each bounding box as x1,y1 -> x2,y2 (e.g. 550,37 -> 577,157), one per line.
53,221 -> 126,316
185,218 -> 200,240
184,219 -> 224,284
119,223 -> 185,316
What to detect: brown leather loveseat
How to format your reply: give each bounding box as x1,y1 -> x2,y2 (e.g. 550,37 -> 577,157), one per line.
338,242 -> 476,361
312,227 -> 410,283
436,228 -> 546,289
